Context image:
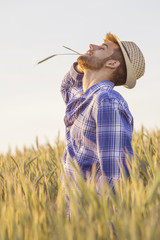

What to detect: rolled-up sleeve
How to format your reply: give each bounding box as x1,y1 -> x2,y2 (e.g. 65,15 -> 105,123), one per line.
60,62 -> 83,105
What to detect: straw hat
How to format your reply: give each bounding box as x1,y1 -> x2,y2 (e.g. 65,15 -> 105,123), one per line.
105,33 -> 145,89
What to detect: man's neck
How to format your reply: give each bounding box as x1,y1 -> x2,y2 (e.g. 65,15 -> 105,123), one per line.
82,69 -> 111,92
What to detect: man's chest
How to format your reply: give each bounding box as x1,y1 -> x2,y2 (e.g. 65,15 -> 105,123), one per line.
70,102 -> 97,147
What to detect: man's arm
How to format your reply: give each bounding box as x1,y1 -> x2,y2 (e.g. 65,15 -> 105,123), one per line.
60,62 -> 84,105
95,98 -> 133,193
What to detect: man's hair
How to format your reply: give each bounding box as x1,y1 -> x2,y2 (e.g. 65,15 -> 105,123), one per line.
104,33 -> 127,86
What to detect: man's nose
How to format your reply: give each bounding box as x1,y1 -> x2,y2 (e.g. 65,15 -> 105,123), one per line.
89,44 -> 99,50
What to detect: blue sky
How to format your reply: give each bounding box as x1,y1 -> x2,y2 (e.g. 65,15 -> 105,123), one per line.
0,0 -> 160,153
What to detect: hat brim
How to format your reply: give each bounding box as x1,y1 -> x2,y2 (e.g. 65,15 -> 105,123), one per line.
111,34 -> 137,89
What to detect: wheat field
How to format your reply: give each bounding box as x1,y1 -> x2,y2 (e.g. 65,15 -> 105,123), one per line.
0,128 -> 160,240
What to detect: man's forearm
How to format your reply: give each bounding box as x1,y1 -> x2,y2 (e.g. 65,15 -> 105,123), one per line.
60,63 -> 83,104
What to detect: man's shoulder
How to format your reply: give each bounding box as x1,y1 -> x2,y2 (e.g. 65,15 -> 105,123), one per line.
94,87 -> 133,121
95,87 -> 126,106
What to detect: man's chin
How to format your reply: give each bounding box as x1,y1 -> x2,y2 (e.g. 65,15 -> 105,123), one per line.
77,55 -> 88,70
77,55 -> 103,71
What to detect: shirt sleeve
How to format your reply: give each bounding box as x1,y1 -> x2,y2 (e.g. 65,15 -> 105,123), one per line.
60,62 -> 84,105
95,98 -> 133,192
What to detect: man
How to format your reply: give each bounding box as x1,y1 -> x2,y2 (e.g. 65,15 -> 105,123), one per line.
61,33 -> 145,193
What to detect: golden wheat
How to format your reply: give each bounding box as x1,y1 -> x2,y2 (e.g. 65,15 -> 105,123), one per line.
0,128 -> 160,240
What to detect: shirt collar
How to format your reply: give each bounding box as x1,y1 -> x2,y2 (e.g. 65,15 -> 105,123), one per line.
83,80 -> 114,96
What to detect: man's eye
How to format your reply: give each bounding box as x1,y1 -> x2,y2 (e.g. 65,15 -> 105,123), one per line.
100,45 -> 106,50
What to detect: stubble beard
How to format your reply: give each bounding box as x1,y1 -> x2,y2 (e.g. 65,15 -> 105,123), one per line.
77,54 -> 106,71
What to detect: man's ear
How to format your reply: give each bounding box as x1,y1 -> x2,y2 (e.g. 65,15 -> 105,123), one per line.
105,60 -> 120,69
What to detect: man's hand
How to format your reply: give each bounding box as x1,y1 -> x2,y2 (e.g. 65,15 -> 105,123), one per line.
75,63 -> 84,74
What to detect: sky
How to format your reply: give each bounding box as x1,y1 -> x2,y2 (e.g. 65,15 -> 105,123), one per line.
0,0 -> 160,153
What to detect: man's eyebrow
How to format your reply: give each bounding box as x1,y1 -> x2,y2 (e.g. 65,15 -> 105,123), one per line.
101,43 -> 108,48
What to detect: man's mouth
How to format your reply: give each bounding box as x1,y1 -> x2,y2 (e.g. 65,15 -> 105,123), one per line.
85,50 -> 93,56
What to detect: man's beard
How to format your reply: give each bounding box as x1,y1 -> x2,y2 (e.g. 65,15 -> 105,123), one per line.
77,54 -> 109,71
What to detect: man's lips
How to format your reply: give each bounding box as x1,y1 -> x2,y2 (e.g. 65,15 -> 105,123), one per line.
84,50 -> 93,55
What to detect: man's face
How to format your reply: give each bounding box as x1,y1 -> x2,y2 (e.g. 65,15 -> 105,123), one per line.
78,41 -> 119,71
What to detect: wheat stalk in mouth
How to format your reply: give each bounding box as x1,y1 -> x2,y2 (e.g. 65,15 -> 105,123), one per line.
37,46 -> 81,64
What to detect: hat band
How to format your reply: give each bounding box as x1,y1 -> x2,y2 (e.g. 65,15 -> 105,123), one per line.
121,42 -> 131,61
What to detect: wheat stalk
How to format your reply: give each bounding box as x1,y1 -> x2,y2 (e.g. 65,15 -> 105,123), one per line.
37,46 -> 81,64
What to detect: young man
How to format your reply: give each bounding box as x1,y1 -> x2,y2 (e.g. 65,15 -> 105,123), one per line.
61,33 -> 145,193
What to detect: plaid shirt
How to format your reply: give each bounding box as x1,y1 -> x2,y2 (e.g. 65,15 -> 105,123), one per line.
61,62 -> 133,191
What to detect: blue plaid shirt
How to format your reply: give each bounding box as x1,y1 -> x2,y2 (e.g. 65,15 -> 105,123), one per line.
61,62 -> 133,191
